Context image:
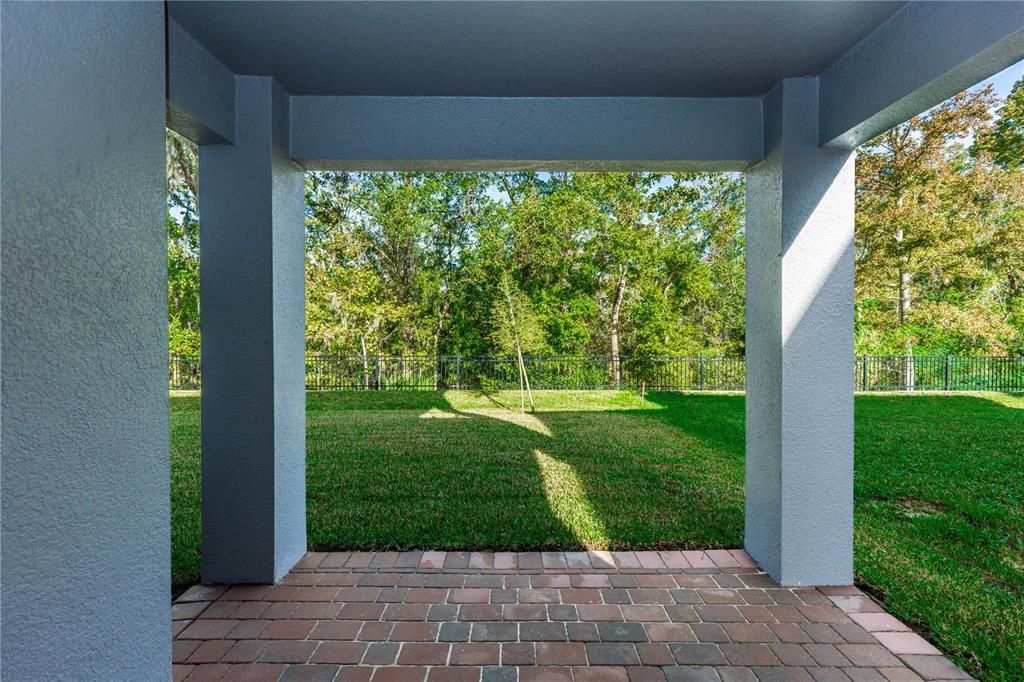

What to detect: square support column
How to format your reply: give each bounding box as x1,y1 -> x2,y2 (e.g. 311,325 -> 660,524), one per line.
1,3 -> 169,677
744,78 -> 855,586
200,77 -> 307,584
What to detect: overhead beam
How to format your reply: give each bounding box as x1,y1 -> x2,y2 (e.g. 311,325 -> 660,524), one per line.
290,96 -> 763,171
819,1 -> 1024,148
166,19 -> 235,145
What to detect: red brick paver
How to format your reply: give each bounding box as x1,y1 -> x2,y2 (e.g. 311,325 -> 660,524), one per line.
172,550 -> 974,681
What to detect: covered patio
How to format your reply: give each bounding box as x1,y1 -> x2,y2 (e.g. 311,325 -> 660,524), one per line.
3,1 -> 1023,679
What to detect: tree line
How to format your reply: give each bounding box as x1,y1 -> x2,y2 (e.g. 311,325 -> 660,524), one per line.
167,80 -> 1024,362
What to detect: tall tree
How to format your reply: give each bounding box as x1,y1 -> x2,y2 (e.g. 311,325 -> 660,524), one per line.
491,273 -> 546,410
854,87 -> 1022,357
575,173 -> 659,383
975,77 -> 1024,170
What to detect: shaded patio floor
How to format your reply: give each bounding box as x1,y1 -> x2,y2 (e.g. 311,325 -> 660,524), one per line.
173,550 -> 972,681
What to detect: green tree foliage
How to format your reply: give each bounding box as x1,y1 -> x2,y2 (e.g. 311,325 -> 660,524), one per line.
166,82 -> 1023,361
166,130 -> 200,356
490,273 -> 547,357
975,77 -> 1024,170
304,171 -> 746,360
856,86 -> 1024,356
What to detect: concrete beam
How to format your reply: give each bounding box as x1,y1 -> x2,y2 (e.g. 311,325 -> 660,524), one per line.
290,96 -> 763,171
1,2 -> 170,677
167,18 -> 235,145
820,1 -> 1024,148
745,78 -> 855,586
200,77 -> 306,584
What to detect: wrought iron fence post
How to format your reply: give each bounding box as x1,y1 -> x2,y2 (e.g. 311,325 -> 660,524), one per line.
699,355 -> 705,391
375,355 -> 382,390
455,354 -> 462,390
861,356 -> 868,391
944,354 -> 952,391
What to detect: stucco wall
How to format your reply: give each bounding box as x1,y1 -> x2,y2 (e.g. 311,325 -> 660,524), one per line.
200,77 -> 307,584
745,79 -> 855,586
1,2 -> 170,678
743,84 -> 785,581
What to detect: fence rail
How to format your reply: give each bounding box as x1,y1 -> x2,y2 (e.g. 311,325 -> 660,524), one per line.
170,354 -> 1024,393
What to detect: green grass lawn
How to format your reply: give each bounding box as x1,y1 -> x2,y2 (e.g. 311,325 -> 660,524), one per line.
170,390 -> 1024,680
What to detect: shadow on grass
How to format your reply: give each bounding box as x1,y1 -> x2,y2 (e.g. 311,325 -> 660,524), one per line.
303,389 -> 746,554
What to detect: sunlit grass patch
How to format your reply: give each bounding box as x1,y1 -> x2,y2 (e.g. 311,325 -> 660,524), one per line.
533,449 -> 609,547
464,409 -> 553,436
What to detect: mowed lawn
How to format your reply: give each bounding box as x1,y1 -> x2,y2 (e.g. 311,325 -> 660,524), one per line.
170,390 -> 1024,680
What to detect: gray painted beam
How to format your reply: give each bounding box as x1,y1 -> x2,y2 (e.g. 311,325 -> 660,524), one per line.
1,2 -> 170,677
167,18 -> 236,144
200,76 -> 307,584
819,1 -> 1024,148
290,96 -> 763,171
745,78 -> 855,586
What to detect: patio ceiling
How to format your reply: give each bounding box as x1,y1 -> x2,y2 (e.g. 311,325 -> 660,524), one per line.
167,1 -> 1024,163
167,1 -> 907,98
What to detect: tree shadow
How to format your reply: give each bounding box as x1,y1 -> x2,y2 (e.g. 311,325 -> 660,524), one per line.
305,390 -> 572,550
304,389 -> 1022,555
635,392 -> 745,457
517,391 -> 746,550
305,389 -> 748,552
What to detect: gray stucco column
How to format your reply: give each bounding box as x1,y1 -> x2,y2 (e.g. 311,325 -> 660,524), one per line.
200,76 -> 307,584
744,78 -> 855,586
1,2 -> 170,678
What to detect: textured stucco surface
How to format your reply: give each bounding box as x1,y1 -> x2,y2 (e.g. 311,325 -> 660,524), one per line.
743,86 -> 785,584
745,79 -> 855,587
0,2 -> 170,678
200,77 -> 307,584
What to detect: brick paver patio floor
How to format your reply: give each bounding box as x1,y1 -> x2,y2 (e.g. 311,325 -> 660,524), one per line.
172,550 -> 973,681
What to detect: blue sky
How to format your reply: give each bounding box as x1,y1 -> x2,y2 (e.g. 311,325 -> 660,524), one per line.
979,59 -> 1023,99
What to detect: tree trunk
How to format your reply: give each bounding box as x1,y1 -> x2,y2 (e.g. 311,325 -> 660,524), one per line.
898,265 -> 914,389
610,268 -> 627,387
895,226 -> 915,390
434,295 -> 450,389
516,345 -> 535,413
360,335 -> 370,390
903,339 -> 916,391
898,270 -> 912,324
503,279 -> 535,412
518,348 -> 525,413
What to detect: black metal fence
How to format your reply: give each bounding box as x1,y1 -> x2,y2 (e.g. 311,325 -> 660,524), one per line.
855,355 -> 1024,393
170,355 -> 202,390
170,354 -> 1024,393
